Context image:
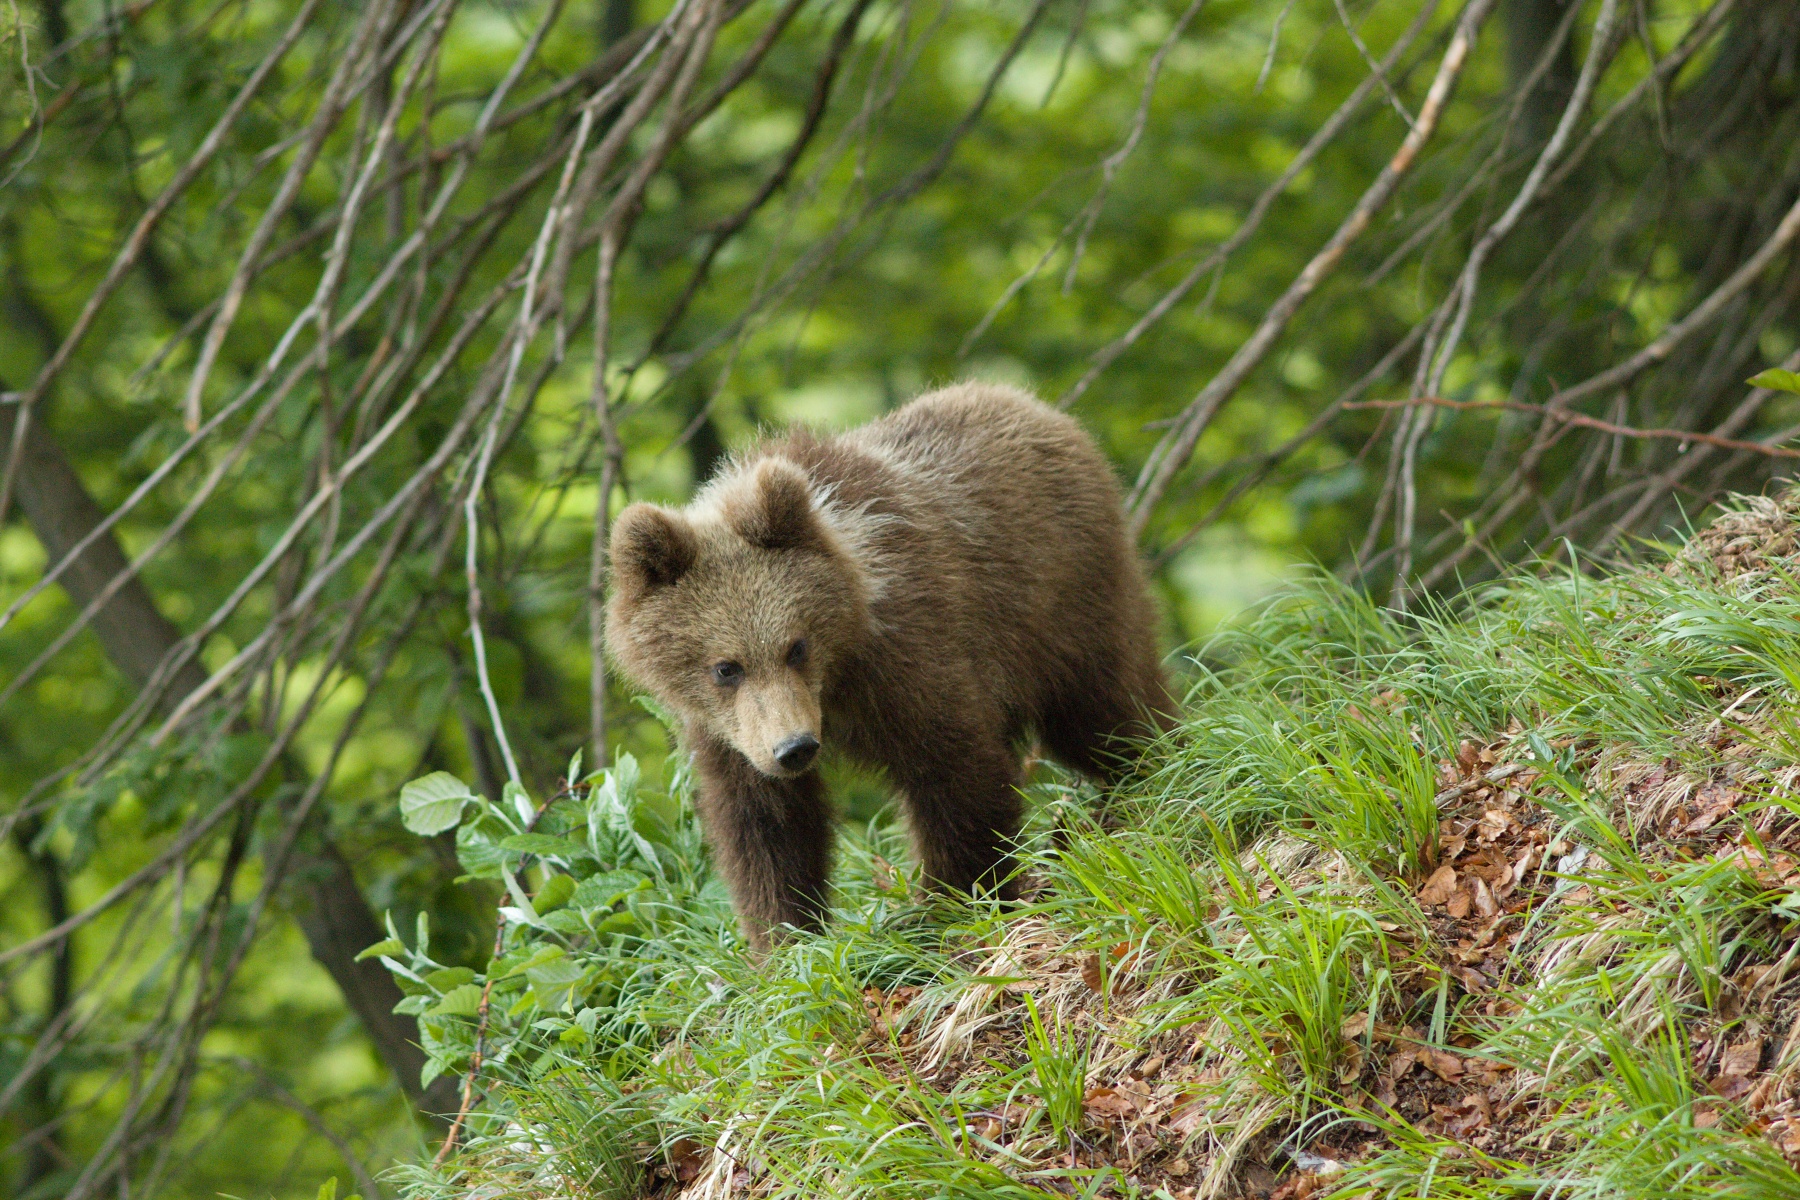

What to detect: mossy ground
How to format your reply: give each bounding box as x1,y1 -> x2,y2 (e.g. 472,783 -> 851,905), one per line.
387,492 -> 1800,1200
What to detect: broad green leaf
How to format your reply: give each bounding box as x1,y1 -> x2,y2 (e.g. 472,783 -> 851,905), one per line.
398,772 -> 475,835
571,870 -> 647,911
527,959 -> 586,1011
429,983 -> 485,1016
613,752 -> 641,803
425,967 -> 475,992
501,832 -> 589,859
456,814 -> 510,878
1750,368 -> 1800,395
355,936 -> 405,962
541,908 -> 589,934
596,910 -> 639,937
533,872 -> 577,914
498,944 -> 566,980
632,693 -> 678,733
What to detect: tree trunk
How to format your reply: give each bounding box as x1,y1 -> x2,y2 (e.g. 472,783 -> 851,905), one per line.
4,410 -> 458,1119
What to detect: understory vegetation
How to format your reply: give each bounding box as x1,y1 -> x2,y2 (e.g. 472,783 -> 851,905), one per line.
378,492 -> 1800,1199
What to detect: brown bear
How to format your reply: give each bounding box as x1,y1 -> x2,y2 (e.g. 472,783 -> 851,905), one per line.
605,382 -> 1175,949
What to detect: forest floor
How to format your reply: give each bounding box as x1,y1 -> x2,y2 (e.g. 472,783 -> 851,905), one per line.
407,491 -> 1800,1200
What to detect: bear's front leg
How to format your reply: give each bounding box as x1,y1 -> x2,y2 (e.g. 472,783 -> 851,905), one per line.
690,733 -> 833,951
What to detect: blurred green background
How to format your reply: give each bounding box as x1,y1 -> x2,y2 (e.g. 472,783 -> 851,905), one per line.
3,0 -> 1795,1194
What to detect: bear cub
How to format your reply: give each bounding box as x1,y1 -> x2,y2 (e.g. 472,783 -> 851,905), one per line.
606,382 -> 1174,949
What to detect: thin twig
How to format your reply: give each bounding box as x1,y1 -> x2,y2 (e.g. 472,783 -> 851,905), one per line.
1344,395 -> 1800,460
1125,0 -> 1500,539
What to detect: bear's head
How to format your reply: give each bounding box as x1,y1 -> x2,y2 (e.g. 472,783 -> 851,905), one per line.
605,457 -> 870,778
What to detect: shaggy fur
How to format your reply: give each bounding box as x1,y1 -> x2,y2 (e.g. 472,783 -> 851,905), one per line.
606,382 -> 1175,948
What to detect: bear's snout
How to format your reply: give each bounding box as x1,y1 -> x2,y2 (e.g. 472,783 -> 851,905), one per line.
773,732 -> 820,774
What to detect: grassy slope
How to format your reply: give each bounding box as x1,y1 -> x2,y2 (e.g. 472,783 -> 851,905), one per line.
391,494 -> 1800,1200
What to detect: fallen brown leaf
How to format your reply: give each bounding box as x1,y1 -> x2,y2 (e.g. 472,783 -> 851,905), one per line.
1080,954 -> 1104,994
668,1137 -> 706,1184
1422,1048 -> 1465,1081
1721,1036 -> 1764,1078
1685,782 -> 1741,834
1446,888 -> 1473,920
1451,966 -> 1487,994
1472,877 -> 1499,919
1477,809 -> 1515,842
1084,1085 -> 1137,1120
1418,865 -> 1459,906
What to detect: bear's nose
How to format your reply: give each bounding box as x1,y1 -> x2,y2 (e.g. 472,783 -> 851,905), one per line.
774,733 -> 820,773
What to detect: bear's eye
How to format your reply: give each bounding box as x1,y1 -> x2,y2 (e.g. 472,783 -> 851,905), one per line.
786,639 -> 808,669
711,661 -> 744,687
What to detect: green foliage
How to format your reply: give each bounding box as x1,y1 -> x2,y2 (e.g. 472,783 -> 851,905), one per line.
1750,369 -> 1800,396
6,0 -> 1800,1194
375,535 -> 1800,1198
1020,992 -> 1089,1149
376,744 -> 718,1097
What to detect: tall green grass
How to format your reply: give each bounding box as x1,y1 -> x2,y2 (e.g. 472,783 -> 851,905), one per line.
380,535 -> 1800,1199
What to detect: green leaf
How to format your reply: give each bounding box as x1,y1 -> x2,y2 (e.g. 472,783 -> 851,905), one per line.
541,908 -> 589,934
571,869 -> 647,911
355,936 -> 405,962
527,959 -> 586,1012
504,778 -> 535,825
533,871 -> 577,914
1750,368 -> 1800,395
501,832 -> 589,859
429,983 -> 485,1016
632,693 -> 678,733
399,772 -> 475,835
318,1179 -> 337,1200
456,814 -> 510,878
425,966 -> 476,992
497,944 -> 566,979
596,910 -> 640,937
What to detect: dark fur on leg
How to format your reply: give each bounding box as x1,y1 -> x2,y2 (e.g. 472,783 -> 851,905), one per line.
691,733 -> 833,951
897,739 -> 1023,901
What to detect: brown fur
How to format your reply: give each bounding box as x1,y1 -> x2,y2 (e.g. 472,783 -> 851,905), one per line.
606,383 -> 1175,949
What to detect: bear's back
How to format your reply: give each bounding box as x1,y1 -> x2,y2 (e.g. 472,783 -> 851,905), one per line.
822,383 -> 1148,726
846,382 -> 1127,572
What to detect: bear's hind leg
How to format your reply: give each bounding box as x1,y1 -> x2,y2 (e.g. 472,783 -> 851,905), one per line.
691,735 -> 833,952
1039,650 -> 1177,786
896,738 -> 1024,901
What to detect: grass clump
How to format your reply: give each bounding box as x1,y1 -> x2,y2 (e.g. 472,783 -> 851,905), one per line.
379,494 -> 1800,1199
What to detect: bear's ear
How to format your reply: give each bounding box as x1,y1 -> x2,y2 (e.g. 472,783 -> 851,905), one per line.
611,504 -> 697,593
726,459 -> 823,550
